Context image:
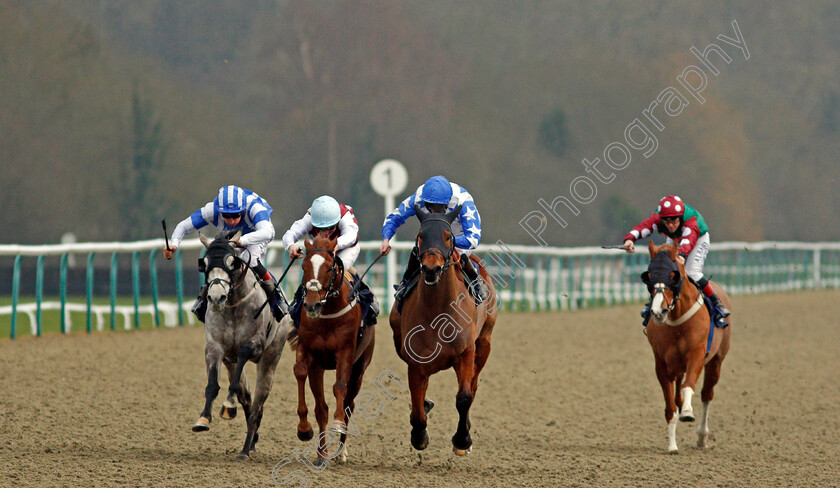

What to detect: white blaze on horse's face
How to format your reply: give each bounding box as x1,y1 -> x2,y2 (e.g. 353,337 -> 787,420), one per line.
305,254 -> 326,293
207,268 -> 232,312
651,283 -> 668,322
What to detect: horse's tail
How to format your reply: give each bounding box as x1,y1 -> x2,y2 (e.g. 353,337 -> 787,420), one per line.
287,328 -> 299,351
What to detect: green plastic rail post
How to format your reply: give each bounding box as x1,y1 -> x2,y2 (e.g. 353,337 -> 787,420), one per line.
86,253 -> 95,333
60,254 -> 68,334
132,252 -> 140,329
150,249 -> 160,327
36,255 -> 44,336
10,255 -> 21,339
175,250 -> 184,325
110,253 -> 117,331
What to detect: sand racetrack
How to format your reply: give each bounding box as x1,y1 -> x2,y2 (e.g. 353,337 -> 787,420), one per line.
2,290 -> 839,487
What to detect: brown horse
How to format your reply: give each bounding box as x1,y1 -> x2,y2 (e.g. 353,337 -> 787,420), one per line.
641,241 -> 732,453
289,232 -> 375,465
389,205 -> 498,455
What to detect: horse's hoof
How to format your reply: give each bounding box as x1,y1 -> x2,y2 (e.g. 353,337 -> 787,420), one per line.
410,429 -> 429,451
298,428 -> 314,441
668,447 -> 679,455
338,445 -> 348,463
220,405 -> 237,420
191,417 -> 211,432
679,412 -> 695,423
313,457 -> 328,467
235,453 -> 250,461
423,399 -> 435,414
453,446 -> 472,456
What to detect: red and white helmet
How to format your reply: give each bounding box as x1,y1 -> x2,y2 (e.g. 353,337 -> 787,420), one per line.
657,195 -> 685,218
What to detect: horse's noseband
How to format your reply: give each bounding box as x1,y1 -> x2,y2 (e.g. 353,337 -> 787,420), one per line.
305,248 -> 343,306
417,217 -> 457,276
202,244 -> 247,303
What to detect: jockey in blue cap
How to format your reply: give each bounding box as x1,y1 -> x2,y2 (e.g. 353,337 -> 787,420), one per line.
282,196 -> 379,328
379,175 -> 486,304
164,185 -> 287,322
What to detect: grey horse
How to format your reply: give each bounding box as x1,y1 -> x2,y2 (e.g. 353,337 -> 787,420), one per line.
191,230 -> 291,461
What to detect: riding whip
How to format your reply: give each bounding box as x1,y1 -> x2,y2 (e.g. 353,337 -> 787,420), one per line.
162,219 -> 171,252
601,245 -> 629,250
253,255 -> 298,320
349,252 -> 385,298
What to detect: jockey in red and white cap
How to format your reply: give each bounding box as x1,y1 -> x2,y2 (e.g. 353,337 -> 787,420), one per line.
622,195 -> 730,318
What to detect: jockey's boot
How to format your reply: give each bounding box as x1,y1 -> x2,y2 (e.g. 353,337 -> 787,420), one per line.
708,292 -> 731,318
260,278 -> 287,321
394,249 -> 421,303
352,274 -> 379,326
459,254 -> 488,304
640,301 -> 652,326
289,284 -> 305,329
191,284 -> 209,323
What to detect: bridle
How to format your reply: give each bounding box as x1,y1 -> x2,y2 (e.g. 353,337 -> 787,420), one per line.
416,215 -> 457,281
642,251 -> 685,314
304,247 -> 344,307
199,243 -> 252,307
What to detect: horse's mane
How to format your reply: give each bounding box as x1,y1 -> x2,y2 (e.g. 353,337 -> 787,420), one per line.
311,231 -> 338,250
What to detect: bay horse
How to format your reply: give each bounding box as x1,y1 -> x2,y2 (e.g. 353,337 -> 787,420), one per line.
641,241 -> 732,453
389,204 -> 498,455
191,231 -> 291,461
289,232 -> 375,465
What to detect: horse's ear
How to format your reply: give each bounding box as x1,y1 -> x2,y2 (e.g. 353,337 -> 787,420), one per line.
445,204 -> 462,224
304,236 -> 312,249
640,271 -> 650,284
228,230 -> 242,245
669,245 -> 678,261
328,227 -> 340,242
647,240 -> 657,258
199,232 -> 212,248
415,203 -> 430,222
670,270 -> 681,284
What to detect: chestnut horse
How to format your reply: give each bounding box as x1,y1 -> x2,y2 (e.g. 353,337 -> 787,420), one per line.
641,241 -> 732,453
289,233 -> 375,465
390,205 -> 498,455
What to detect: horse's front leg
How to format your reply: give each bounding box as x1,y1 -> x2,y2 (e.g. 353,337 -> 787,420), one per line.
452,346 -> 476,455
230,342 -> 258,461
193,341 -> 223,432
237,353 -> 282,460
220,358 -> 252,421
330,349 -> 355,435
308,367 -> 330,466
408,365 -> 430,451
293,349 -> 314,441
654,356 -> 679,453
679,346 -> 706,423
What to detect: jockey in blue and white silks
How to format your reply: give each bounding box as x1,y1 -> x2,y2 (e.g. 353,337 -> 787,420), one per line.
164,185 -> 286,322
379,175 -> 486,303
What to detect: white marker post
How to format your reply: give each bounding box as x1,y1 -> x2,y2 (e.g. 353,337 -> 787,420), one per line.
370,159 -> 408,313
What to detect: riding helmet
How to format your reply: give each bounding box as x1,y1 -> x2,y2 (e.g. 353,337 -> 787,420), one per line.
657,195 -> 685,219
420,175 -> 453,205
215,185 -> 247,214
310,195 -> 341,228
